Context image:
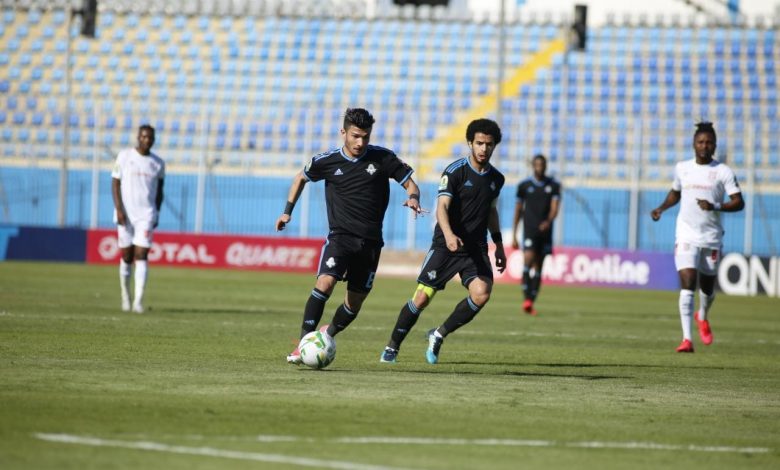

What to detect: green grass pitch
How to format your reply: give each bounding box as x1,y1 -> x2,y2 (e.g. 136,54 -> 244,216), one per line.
1,261 -> 778,469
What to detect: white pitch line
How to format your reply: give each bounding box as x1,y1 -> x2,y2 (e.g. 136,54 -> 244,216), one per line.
34,433 -> 419,470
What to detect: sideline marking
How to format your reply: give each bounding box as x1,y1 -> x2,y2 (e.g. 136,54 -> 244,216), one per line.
34,433 -> 419,470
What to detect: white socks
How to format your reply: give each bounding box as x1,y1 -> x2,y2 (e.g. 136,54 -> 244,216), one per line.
679,289 -> 694,341
133,260 -> 148,310
698,290 -> 715,321
120,260 -> 131,310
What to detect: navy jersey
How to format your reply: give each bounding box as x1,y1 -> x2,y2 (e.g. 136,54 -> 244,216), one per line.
433,157 -> 505,249
516,176 -> 561,238
303,145 -> 413,242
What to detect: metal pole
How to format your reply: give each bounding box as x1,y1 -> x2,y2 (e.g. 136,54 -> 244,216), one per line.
627,123 -> 641,250
194,110 -> 208,233
58,9 -> 73,226
743,125 -> 755,255
89,103 -> 99,228
496,0 -> 506,126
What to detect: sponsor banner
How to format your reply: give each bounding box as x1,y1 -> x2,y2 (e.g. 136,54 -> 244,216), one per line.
0,225 -> 86,262
717,253 -> 780,297
492,246 -> 679,291
86,229 -> 323,273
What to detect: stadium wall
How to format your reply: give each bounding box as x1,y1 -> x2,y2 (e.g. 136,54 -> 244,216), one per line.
1,167 -> 778,256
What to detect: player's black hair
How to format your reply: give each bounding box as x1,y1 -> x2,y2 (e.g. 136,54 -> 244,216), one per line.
138,124 -> 155,136
532,154 -> 547,163
343,108 -> 375,131
693,121 -> 716,144
466,118 -> 502,144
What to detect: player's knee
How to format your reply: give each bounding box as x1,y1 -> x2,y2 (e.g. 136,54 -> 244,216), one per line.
413,285 -> 435,309
472,291 -> 491,306
315,275 -> 338,295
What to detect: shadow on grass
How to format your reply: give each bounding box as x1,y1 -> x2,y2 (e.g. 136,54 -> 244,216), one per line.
445,361 -> 738,370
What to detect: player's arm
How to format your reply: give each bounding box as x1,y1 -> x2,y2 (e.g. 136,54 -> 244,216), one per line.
488,202 -> 506,273
512,198 -> 524,249
436,195 -> 463,252
401,177 -> 427,218
539,197 -> 560,233
153,179 -> 164,228
111,177 -> 127,226
651,190 -> 681,221
275,170 -> 308,231
697,192 -> 744,213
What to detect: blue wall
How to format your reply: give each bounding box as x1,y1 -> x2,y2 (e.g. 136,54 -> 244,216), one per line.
1,166 -> 777,255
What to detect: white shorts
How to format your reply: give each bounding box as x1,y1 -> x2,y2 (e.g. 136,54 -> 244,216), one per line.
117,220 -> 154,249
674,242 -> 721,276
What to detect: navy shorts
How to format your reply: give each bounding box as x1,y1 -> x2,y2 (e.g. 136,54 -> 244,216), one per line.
522,232 -> 553,256
415,246 -> 493,291
317,233 -> 383,293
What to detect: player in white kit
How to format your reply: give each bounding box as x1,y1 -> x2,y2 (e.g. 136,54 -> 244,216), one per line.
651,122 -> 744,352
111,125 -> 165,313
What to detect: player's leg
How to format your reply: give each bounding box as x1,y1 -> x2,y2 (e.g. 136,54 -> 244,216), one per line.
528,237 -> 552,312
381,248 -> 451,363
287,274 -> 337,364
325,239 -> 382,337
674,243 -> 699,352
694,247 -> 719,345
427,253 -> 492,364
117,222 -> 135,311
130,221 -> 154,313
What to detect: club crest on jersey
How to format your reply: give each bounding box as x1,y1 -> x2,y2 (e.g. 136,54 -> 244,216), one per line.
439,175 -> 448,191
366,164 -> 377,175
545,185 -> 552,193
334,168 -> 343,176
326,257 -> 336,268
427,270 -> 437,280
708,171 -> 717,180
528,186 -> 535,193
490,182 -> 496,191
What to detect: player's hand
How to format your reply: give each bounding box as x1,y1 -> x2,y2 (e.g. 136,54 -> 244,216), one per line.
511,237 -> 519,249
539,220 -> 551,232
650,208 -> 663,221
696,199 -> 714,211
445,234 -> 464,252
116,210 -> 127,226
275,214 -> 291,231
403,199 -> 429,219
494,245 -> 507,273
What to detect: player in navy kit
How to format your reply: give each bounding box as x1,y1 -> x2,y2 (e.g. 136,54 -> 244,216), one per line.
380,119 -> 506,364
511,154 -> 561,316
276,108 -> 425,364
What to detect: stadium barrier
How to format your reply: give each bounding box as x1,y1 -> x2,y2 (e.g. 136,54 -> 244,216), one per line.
2,225 -> 778,297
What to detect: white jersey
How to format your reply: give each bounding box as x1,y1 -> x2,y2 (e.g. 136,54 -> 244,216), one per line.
672,159 -> 740,248
112,148 -> 165,224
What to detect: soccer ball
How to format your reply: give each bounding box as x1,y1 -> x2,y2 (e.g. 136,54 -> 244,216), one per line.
298,330 -> 336,369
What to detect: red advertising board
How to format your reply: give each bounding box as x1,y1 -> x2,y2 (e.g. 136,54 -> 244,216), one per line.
86,229 -> 323,273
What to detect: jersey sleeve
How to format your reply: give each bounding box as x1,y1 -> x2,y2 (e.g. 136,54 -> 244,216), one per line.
552,180 -> 561,199
386,153 -> 414,185
672,163 -> 682,191
111,152 -> 123,179
437,169 -> 459,199
516,181 -> 527,201
302,154 -> 326,182
159,159 -> 166,180
722,166 -> 741,195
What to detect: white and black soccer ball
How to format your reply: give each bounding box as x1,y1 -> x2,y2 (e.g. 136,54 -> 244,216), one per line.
298,331 -> 336,369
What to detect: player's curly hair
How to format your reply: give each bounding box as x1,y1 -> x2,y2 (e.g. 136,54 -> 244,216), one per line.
343,108 -> 375,131
532,153 -> 546,163
694,121 -> 716,144
138,124 -> 155,136
466,118 -> 502,144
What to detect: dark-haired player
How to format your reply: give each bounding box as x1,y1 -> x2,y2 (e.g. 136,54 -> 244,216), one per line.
511,154 -> 560,316
112,125 -> 165,313
380,118 -> 506,364
651,122 -> 744,353
276,108 -> 425,364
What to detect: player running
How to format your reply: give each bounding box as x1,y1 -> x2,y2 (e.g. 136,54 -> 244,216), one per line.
511,154 -> 561,316
380,118 -> 506,364
276,108 -> 425,364
651,122 -> 744,353
111,125 -> 165,313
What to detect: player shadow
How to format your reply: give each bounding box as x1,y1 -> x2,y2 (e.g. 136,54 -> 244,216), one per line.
397,367 -> 630,381
446,361 -> 737,371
